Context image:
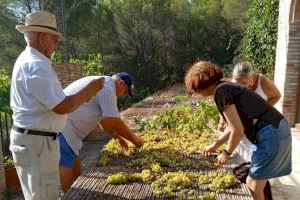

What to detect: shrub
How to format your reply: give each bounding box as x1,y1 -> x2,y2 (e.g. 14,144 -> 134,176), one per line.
4,156 -> 14,169
0,69 -> 11,111
237,0 -> 279,78
70,54 -> 105,76
138,99 -> 219,133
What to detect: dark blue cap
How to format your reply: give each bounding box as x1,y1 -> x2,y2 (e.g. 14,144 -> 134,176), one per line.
117,72 -> 134,98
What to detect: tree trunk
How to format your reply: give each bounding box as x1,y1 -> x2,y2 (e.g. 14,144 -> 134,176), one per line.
38,0 -> 42,10
26,0 -> 32,13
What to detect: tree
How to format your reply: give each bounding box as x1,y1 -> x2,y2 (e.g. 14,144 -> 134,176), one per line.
237,0 -> 279,78
0,1 -> 24,72
0,69 -> 11,110
0,0 -> 251,92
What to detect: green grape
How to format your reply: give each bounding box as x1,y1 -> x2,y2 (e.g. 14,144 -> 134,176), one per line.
198,192 -> 216,200
98,152 -> 109,166
208,173 -> 236,190
224,174 -> 235,187
139,169 -> 154,182
151,163 -> 162,173
188,189 -> 195,195
199,175 -> 209,184
151,172 -> 196,197
127,174 -> 141,182
106,172 -> 127,185
153,188 -> 163,196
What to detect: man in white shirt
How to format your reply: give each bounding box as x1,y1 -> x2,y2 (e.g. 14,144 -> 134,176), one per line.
10,11 -> 104,200
59,73 -> 144,192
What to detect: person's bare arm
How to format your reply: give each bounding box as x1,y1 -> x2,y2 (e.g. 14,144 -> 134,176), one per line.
260,75 -> 281,106
52,78 -> 104,115
100,117 -> 144,148
218,115 -> 227,132
203,126 -> 231,156
223,104 -> 244,154
216,126 -> 231,145
217,104 -> 244,165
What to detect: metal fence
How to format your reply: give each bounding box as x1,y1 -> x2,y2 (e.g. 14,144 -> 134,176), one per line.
0,110 -> 12,157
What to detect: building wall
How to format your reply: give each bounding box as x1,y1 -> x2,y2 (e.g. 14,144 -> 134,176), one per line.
275,0 -> 300,126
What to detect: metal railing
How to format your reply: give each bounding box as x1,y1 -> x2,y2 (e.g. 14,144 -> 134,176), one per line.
0,110 -> 12,157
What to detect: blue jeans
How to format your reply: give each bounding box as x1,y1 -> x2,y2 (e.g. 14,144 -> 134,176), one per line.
249,118 -> 292,179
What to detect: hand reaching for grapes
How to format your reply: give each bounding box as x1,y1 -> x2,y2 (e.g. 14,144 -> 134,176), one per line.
203,143 -> 217,157
217,152 -> 230,165
116,136 -> 129,151
133,136 -> 144,148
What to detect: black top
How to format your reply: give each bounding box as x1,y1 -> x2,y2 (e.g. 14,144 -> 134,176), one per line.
213,82 -> 284,143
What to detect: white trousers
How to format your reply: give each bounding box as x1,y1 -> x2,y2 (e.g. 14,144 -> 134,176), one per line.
236,135 -> 252,161
10,129 -> 60,200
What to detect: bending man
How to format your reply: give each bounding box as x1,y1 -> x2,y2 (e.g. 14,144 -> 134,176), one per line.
59,72 -> 144,192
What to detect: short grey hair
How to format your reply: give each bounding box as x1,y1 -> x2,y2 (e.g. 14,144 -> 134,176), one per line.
112,74 -> 121,81
232,62 -> 253,78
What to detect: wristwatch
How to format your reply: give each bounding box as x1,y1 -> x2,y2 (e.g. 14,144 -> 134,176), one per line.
223,149 -> 232,156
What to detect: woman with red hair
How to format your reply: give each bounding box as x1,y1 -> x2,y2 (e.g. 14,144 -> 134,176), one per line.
185,61 -> 291,200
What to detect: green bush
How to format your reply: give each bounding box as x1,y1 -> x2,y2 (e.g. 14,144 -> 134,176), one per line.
4,156 -> 14,169
138,99 -> 219,133
0,69 -> 11,111
118,86 -> 152,111
51,51 -> 64,63
237,0 -> 279,78
70,54 -> 105,76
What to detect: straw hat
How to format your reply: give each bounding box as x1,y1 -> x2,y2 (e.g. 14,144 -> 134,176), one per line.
16,10 -> 66,41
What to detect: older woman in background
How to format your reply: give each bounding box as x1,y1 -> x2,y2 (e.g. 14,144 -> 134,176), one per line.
185,61 -> 291,200
218,62 -> 281,161
232,62 -> 281,106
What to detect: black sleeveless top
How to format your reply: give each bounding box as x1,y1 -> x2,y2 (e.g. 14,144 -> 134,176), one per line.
213,82 -> 284,143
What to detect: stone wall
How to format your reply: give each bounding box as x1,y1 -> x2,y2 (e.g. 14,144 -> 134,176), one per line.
52,63 -> 84,89
274,0 -> 300,126
52,63 -> 103,138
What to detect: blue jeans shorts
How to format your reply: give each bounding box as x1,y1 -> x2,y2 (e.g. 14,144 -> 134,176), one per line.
249,118 -> 292,179
59,133 -> 79,168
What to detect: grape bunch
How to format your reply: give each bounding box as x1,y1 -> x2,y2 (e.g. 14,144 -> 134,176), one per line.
106,172 -> 128,185
198,192 -> 216,200
139,169 -> 154,182
199,174 -> 210,184
151,163 -> 163,173
106,169 -> 155,185
151,172 -> 195,197
199,172 -> 236,190
98,152 -> 109,166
